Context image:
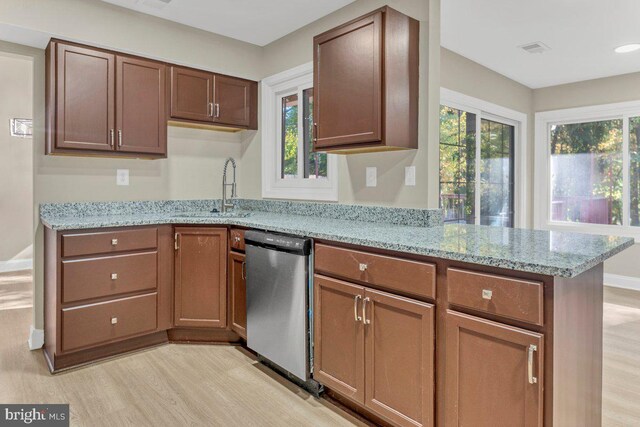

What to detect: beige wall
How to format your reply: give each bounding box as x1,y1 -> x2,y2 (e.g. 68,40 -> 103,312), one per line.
533,72 -> 640,279
0,54 -> 33,264
245,0 -> 440,208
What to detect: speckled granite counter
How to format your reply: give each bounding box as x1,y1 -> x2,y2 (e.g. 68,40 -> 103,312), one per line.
40,199 -> 634,278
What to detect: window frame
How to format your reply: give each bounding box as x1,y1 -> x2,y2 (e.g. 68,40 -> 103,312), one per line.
534,100 -> 640,238
261,62 -> 338,201
440,88 -> 528,228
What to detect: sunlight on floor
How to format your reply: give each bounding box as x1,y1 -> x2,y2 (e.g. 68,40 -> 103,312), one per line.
0,270 -> 32,310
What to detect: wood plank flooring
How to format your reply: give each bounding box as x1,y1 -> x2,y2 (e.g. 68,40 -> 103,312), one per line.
0,271 -> 638,426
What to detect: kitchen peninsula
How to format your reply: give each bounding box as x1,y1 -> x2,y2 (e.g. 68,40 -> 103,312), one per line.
41,199 -> 633,427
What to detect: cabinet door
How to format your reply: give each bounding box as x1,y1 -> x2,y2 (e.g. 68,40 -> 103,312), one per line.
229,251 -> 246,339
364,288 -> 434,427
116,56 -> 166,155
170,66 -> 214,122
313,11 -> 382,149
213,75 -> 253,128
55,43 -> 115,151
313,275 -> 366,404
445,311 -> 544,427
174,227 -> 227,328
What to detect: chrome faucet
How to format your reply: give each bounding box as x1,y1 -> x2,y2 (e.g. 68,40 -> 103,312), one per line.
220,157 -> 237,213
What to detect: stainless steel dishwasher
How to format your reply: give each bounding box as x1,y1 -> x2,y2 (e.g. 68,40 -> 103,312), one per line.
244,230 -> 321,393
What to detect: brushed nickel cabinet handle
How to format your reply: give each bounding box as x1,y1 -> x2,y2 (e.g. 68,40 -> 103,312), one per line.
215,103 -> 220,118
118,130 -> 122,147
313,122 -> 318,142
110,129 -> 114,147
174,233 -> 179,250
362,297 -> 371,325
111,238 -> 118,246
208,102 -> 214,117
111,317 -> 118,325
359,263 -> 368,272
482,289 -> 493,300
354,295 -> 362,322
528,344 -> 538,384
241,261 -> 246,280
111,273 -> 118,280
234,236 -> 241,243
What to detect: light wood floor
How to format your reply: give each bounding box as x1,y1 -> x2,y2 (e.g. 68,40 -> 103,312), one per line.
0,271 -> 639,426
0,269 -> 32,310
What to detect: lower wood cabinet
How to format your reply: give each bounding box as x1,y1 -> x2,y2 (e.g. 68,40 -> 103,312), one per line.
444,310 -> 544,427
174,227 -> 228,328
314,274 -> 434,427
44,225 -> 173,372
229,251 -> 247,339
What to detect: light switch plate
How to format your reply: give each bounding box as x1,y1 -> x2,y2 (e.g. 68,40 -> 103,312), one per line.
116,169 -> 129,186
405,166 -> 416,186
366,167 -> 377,187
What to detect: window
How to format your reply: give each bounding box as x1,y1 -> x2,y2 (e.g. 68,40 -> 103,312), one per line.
535,101 -> 640,237
439,89 -> 525,227
262,63 -> 338,201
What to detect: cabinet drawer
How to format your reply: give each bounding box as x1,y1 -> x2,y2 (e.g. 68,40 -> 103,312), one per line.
62,251 -> 158,303
62,227 -> 158,257
315,244 -> 436,300
61,293 -> 157,352
447,268 -> 544,326
230,228 -> 245,252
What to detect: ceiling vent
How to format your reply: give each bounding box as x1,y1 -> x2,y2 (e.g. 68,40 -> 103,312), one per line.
136,0 -> 172,10
518,42 -> 550,54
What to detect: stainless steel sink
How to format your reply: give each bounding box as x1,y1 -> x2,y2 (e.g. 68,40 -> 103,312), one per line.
173,211 -> 250,219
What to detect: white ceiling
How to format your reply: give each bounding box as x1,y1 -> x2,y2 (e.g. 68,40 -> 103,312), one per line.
100,0 -> 355,46
441,0 -> 640,88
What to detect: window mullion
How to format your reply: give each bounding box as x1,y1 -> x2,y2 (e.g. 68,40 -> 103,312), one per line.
296,87 -> 304,180
623,116 -> 631,227
475,113 -> 482,226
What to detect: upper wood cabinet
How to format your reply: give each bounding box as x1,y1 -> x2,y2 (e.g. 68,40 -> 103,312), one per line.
314,274 -> 434,427
49,42 -> 115,153
445,310 -> 544,427
169,65 -> 258,130
116,55 -> 167,155
313,7 -> 419,153
170,67 -> 214,122
174,227 -> 228,328
46,40 -> 167,158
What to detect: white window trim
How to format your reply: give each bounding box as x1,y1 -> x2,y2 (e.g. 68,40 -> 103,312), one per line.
534,100 -> 640,239
261,62 -> 338,201
440,88 -> 529,228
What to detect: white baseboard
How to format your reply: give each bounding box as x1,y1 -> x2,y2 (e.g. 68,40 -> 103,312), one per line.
28,325 -> 44,350
0,258 -> 33,273
604,273 -> 640,292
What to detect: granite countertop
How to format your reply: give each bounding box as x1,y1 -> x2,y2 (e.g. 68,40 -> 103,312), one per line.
40,199 -> 634,278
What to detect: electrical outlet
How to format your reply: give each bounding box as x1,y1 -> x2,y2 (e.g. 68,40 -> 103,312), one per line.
116,169 -> 129,186
366,167 -> 377,187
405,166 -> 416,186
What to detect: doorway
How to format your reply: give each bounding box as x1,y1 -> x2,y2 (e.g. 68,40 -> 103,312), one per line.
0,52 -> 33,312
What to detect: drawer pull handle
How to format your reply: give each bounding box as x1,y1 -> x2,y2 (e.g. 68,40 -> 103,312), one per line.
359,263 -> 368,272
354,295 -> 362,322
111,317 -> 118,325
482,289 -> 493,300
241,261 -> 246,280
528,344 -> 538,384
362,297 -> 371,325
111,273 -> 118,280
234,236 -> 241,243
111,238 -> 118,246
